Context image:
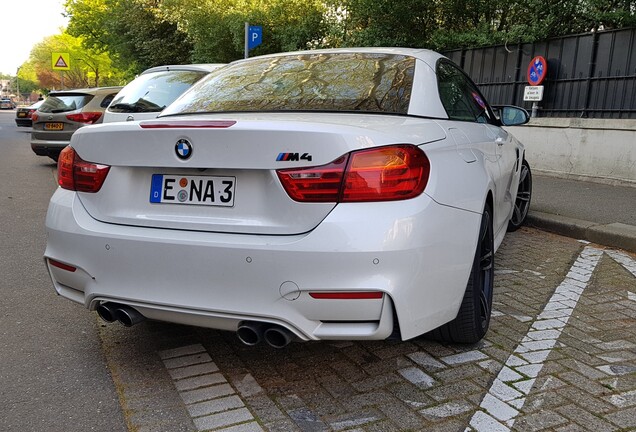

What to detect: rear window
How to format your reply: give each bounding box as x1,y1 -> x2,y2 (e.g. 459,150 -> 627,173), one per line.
108,70 -> 209,114
38,94 -> 93,113
162,53 -> 415,116
100,93 -> 118,108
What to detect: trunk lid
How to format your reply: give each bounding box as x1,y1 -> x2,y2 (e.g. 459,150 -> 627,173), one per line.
73,113 -> 445,235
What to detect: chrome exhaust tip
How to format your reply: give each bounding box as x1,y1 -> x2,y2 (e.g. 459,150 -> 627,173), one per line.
236,321 -> 266,346
263,326 -> 294,349
113,306 -> 145,327
96,302 -> 118,323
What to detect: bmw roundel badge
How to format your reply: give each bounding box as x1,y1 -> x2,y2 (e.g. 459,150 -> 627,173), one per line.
175,139 -> 193,160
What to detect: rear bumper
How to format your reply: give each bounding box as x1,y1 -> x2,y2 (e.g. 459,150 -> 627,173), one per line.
31,138 -> 70,157
15,118 -> 32,127
45,190 -> 481,341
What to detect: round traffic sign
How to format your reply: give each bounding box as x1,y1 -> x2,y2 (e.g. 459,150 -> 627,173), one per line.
527,56 -> 547,86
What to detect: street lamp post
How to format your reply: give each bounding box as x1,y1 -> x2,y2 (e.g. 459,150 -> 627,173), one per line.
16,68 -> 20,104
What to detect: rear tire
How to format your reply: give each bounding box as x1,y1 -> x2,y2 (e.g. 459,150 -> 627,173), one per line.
428,203 -> 494,343
507,159 -> 532,232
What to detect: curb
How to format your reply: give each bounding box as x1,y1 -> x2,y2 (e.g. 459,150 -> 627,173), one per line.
527,211 -> 636,253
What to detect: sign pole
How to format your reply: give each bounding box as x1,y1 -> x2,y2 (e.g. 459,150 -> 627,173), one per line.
15,68 -> 20,103
52,52 -> 71,90
244,22 -> 249,59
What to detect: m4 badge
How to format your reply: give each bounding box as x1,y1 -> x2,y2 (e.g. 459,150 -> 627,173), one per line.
276,152 -> 313,162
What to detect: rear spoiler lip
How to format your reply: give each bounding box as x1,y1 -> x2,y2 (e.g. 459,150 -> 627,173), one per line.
139,120 -> 237,129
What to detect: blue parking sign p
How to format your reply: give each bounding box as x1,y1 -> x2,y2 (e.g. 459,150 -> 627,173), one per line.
248,26 -> 262,50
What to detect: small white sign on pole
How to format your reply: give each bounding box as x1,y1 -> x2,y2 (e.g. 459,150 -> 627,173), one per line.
523,85 -> 544,101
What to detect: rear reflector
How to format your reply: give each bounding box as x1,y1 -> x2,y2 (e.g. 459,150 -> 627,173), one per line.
58,146 -> 110,193
48,259 -> 77,272
277,145 -> 430,203
66,112 -> 103,124
309,292 -> 383,299
139,120 -> 237,129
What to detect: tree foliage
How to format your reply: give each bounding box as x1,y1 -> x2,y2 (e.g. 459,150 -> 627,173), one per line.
22,32 -> 126,91
65,0 -> 194,74
321,0 -> 636,50
58,0 -> 636,77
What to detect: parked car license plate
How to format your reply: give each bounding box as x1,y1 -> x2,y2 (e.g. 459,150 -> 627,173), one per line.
150,174 -> 236,206
44,122 -> 64,130
17,112 -> 27,118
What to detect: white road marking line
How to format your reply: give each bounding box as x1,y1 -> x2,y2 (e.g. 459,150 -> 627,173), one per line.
467,246 -> 604,431
605,250 -> 636,278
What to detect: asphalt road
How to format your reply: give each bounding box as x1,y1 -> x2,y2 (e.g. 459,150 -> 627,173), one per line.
0,111 -> 127,432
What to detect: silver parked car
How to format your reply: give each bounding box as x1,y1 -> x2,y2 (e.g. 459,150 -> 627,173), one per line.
31,86 -> 122,161
103,64 -> 224,123
0,98 -> 16,109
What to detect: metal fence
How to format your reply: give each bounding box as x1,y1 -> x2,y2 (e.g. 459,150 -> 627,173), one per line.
444,27 -> 636,119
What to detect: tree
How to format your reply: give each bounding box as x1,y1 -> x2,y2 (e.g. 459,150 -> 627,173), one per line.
65,0 -> 636,61
65,0 -> 194,75
161,0 -> 327,63
24,32 -> 126,90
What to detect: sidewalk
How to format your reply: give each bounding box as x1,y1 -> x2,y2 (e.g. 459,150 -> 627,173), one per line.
527,174 -> 636,253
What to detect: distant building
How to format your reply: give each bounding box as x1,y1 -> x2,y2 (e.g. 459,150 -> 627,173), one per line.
0,79 -> 10,97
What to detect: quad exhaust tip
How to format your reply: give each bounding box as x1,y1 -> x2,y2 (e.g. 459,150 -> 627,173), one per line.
237,321 -> 295,348
97,302 -> 145,327
97,307 -> 292,346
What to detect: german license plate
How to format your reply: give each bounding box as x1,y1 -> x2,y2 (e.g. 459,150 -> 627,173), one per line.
44,122 -> 64,130
150,174 -> 236,206
17,112 -> 26,118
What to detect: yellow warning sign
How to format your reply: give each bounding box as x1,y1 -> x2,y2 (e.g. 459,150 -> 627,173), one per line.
51,52 -> 71,70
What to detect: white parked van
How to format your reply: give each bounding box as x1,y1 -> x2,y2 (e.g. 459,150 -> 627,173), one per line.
103,64 -> 224,123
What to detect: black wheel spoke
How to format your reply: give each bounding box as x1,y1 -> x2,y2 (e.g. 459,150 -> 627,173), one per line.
517,191 -> 531,202
519,166 -> 528,183
480,250 -> 493,271
512,204 -> 522,224
479,287 -> 490,324
480,212 -> 490,243
508,160 -> 532,231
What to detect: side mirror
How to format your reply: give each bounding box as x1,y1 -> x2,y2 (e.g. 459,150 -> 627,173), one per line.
493,105 -> 530,126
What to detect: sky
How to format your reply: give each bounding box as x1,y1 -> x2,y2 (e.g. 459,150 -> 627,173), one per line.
1,0 -> 69,75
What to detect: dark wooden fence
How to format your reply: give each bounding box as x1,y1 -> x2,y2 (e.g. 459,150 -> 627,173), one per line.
444,27 -> 636,119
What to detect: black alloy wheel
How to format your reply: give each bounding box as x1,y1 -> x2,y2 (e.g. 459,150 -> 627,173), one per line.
428,203 -> 495,343
507,159 -> 532,232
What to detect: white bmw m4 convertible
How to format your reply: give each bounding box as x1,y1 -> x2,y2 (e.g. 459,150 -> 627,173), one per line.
45,48 -> 532,348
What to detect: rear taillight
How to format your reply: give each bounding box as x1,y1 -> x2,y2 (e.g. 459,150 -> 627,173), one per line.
58,146 -> 110,193
277,156 -> 348,202
277,145 -> 429,203
66,112 -> 102,124
32,113 -> 39,122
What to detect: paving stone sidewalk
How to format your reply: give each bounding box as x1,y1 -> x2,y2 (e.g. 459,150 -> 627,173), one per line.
99,228 -> 636,432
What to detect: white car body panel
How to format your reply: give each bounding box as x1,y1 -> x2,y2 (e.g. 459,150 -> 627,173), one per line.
44,47 -> 527,342
45,187 -> 480,341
